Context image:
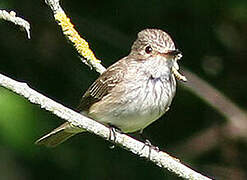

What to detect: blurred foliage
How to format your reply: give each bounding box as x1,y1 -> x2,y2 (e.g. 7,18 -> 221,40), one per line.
0,88 -> 34,148
0,0 -> 247,179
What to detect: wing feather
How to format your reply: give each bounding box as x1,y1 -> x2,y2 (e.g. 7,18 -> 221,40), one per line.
78,58 -> 127,112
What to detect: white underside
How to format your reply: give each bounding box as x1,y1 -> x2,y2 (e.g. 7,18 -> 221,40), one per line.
90,75 -> 175,133
88,55 -> 177,133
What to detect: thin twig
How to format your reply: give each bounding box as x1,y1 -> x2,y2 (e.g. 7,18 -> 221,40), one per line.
0,10 -> 31,39
0,73 -> 211,180
45,0 -> 106,74
181,69 -> 247,138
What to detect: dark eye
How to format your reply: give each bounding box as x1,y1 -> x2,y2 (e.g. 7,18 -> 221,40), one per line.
145,46 -> 153,54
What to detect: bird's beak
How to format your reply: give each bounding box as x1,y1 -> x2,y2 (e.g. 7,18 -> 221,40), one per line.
168,49 -> 182,57
161,49 -> 182,60
169,49 -> 187,82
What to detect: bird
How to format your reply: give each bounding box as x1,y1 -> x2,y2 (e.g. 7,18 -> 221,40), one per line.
35,28 -> 186,147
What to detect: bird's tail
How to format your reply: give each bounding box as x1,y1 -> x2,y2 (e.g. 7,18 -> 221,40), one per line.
35,122 -> 85,147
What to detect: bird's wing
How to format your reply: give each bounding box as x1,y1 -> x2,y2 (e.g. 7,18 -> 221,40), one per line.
77,58 -> 127,112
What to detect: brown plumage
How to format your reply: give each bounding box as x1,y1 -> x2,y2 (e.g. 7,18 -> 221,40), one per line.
35,29 -> 185,147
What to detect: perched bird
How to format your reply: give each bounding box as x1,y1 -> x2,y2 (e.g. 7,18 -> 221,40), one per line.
35,28 -> 186,147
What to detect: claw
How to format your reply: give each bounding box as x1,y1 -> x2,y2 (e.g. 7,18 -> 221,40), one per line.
141,139 -> 159,158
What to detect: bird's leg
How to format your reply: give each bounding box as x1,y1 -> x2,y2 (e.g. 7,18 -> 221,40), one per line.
108,124 -> 122,149
138,130 -> 159,158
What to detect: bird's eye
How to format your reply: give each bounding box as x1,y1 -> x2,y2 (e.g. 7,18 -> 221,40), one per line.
145,46 -> 153,54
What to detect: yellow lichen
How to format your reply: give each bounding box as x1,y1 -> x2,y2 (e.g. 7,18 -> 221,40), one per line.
54,12 -> 101,64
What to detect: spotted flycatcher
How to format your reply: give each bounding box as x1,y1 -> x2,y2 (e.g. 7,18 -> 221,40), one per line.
36,28 -> 186,147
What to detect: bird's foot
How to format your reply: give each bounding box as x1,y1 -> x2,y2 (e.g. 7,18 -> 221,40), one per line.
141,139 -> 159,158
108,125 -> 122,149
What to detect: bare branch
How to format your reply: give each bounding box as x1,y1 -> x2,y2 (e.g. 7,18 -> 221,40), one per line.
0,10 -> 31,39
0,73 -> 211,180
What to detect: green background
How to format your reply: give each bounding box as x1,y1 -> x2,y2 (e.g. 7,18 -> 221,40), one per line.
0,0 -> 247,179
